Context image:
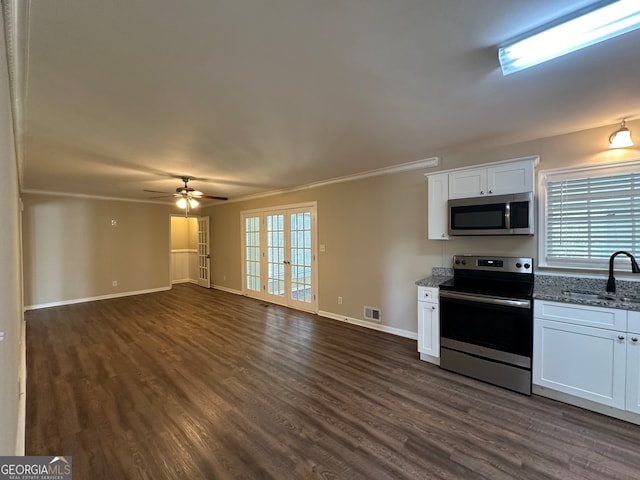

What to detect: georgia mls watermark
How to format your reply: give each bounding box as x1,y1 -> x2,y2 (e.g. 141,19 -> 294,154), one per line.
0,456 -> 72,480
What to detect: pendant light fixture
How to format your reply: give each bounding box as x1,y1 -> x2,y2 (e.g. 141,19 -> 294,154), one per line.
608,119 -> 634,148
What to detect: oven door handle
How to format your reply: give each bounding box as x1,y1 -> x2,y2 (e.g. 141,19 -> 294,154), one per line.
439,290 -> 531,309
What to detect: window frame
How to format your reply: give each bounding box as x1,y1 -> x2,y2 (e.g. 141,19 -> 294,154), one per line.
538,159 -> 640,270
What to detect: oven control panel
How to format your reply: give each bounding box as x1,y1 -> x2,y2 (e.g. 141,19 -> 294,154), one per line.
453,255 -> 533,274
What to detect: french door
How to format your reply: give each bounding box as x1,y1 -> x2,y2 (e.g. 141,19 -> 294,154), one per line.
197,216 -> 211,288
241,203 -> 317,312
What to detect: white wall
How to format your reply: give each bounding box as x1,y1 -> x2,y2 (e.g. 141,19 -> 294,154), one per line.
0,9 -> 24,455
22,195 -> 173,308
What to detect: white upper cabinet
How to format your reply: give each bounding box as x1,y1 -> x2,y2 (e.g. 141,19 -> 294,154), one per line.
447,167 -> 486,199
448,158 -> 535,199
426,173 -> 449,240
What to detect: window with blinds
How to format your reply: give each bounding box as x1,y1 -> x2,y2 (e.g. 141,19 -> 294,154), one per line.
540,162 -> 640,269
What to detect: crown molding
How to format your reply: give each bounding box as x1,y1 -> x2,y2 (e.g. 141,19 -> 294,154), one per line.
20,189 -> 173,205
227,156 -> 440,204
21,157 -> 440,206
2,0 -> 30,189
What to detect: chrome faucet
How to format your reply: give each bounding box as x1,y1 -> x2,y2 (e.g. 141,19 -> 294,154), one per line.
606,251 -> 640,293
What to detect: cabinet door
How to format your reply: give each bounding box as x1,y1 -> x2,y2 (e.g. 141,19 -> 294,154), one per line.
487,159 -> 534,196
427,173 -> 449,240
418,301 -> 439,359
448,168 -> 486,199
626,333 -> 640,413
533,318 -> 626,408
626,311 -> 640,413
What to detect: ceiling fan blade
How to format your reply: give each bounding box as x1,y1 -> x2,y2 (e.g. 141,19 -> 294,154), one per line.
199,194 -> 228,200
148,194 -> 177,199
143,189 -> 173,194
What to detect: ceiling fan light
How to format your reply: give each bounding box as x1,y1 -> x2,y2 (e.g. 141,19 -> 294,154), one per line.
609,120 -> 634,148
188,198 -> 200,208
176,197 -> 188,209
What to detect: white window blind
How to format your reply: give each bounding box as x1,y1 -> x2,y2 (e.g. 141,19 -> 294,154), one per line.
542,164 -> 640,269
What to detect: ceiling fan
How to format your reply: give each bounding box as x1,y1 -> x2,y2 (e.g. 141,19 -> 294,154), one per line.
144,176 -> 228,209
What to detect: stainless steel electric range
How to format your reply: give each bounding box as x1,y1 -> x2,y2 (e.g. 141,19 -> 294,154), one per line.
438,255 -> 534,395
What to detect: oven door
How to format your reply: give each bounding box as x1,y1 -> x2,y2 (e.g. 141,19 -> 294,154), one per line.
439,290 -> 532,368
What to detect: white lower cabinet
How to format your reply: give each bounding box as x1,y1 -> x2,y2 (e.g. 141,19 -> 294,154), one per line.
534,318 -> 626,408
417,286 -> 439,364
534,301 -> 640,421
626,312 -> 640,414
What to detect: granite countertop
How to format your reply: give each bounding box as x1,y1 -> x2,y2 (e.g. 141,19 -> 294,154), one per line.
414,268 -> 640,311
534,275 -> 640,312
415,275 -> 452,288
415,267 -> 453,288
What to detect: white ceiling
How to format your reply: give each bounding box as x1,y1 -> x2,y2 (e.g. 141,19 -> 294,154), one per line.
13,0 -> 640,202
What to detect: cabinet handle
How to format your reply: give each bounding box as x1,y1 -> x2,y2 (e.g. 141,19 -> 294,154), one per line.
618,335 -> 625,340
441,233 -> 446,238
632,337 -> 638,343
480,190 -> 484,195
488,190 -> 493,194
431,305 -> 436,310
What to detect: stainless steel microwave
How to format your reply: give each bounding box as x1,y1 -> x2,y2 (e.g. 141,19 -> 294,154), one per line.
448,192 -> 534,236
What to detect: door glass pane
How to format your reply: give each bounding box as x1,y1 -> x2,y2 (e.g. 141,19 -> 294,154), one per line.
267,214 -> 285,297
245,216 -> 260,292
290,211 -> 312,303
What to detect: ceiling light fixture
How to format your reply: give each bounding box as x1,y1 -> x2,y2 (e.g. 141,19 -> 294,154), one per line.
608,119 -> 634,148
176,197 -> 200,209
498,0 -> 640,75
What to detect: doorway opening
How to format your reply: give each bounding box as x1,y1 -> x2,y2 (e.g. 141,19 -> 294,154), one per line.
170,215 -> 210,287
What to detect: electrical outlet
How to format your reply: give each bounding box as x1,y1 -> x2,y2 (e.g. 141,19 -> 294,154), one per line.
0,331 -> 4,342
112,280 -> 118,287
338,296 -> 343,305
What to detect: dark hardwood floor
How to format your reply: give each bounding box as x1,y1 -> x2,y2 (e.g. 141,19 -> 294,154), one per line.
26,283 -> 640,479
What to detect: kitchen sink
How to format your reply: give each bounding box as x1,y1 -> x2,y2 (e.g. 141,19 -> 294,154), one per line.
562,291 -> 602,300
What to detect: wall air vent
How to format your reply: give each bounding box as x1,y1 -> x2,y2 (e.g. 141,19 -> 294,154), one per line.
364,306 -> 381,322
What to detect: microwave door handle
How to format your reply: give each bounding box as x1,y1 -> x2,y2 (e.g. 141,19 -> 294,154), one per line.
505,201 -> 511,230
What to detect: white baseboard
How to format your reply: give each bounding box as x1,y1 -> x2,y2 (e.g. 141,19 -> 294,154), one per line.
171,278 -> 198,285
212,285 -> 243,295
200,290 -> 415,339
23,286 -> 172,311
318,310 -> 417,340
